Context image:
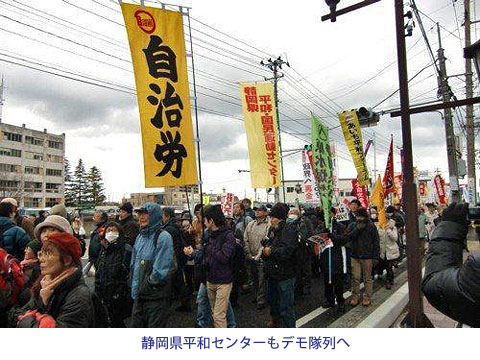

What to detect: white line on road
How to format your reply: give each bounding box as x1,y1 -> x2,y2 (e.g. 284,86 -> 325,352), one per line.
296,258 -> 407,328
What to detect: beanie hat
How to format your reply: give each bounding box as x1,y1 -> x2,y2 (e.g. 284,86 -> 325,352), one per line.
119,202 -> 133,214
34,215 -> 73,241
49,203 -> 68,219
356,207 -> 369,218
27,240 -> 42,257
44,232 -> 82,262
269,203 -> 288,220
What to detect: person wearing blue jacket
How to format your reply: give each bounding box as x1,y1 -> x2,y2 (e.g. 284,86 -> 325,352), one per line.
0,202 -> 30,260
130,203 -> 177,328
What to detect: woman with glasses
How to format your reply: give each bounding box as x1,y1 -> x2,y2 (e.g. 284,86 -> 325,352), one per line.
11,232 -> 94,328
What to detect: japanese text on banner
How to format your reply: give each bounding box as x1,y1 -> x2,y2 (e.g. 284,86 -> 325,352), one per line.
339,110 -> 370,186
241,82 -> 282,188
121,4 -> 198,187
311,116 -> 334,229
302,149 -> 320,204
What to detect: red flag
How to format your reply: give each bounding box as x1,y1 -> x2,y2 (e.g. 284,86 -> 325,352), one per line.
352,179 -> 369,208
434,175 -> 447,205
383,137 -> 395,197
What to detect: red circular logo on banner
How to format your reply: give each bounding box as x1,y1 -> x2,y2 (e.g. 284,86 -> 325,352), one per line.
134,10 -> 156,34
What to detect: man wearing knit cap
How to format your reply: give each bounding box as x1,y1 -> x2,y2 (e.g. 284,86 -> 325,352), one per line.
0,201 -> 30,260
262,203 -> 299,328
118,202 -> 139,247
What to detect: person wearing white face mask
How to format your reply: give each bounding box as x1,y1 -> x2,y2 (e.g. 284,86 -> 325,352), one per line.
93,222 -> 130,327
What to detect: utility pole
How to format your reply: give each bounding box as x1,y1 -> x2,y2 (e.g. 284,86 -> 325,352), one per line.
437,23 -> 460,202
395,0 -> 431,327
465,0 -> 477,204
261,57 -> 289,203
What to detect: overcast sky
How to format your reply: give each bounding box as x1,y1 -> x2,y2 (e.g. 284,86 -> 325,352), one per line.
0,0 -> 479,201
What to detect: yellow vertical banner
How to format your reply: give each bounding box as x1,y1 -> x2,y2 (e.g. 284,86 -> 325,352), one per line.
240,82 -> 282,188
370,175 -> 388,229
339,110 -> 370,186
121,3 -> 198,187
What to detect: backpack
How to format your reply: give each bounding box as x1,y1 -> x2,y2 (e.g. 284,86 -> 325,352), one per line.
0,248 -> 26,310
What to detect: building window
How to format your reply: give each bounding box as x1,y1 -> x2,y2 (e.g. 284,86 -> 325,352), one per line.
25,152 -> 43,161
46,168 -> 62,177
24,182 -> 43,191
0,180 -> 19,190
45,198 -> 60,207
0,164 -> 19,173
24,197 -> 41,208
48,140 -> 63,150
25,136 -> 44,146
46,183 -> 61,193
286,187 -> 294,193
3,132 -> 22,142
46,154 -> 62,163
0,147 -> 21,157
25,166 -> 41,175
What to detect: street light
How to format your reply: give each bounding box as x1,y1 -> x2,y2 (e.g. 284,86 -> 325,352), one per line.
464,39 -> 480,81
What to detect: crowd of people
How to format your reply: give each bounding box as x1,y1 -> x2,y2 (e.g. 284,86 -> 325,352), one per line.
0,195 -> 477,328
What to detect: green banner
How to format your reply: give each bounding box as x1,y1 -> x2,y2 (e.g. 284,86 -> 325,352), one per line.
311,115 -> 334,229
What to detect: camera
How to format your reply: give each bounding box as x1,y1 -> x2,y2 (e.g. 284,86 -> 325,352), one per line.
467,206 -> 480,221
261,236 -> 272,247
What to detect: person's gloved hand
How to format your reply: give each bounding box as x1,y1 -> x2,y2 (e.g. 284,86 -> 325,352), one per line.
441,202 -> 469,227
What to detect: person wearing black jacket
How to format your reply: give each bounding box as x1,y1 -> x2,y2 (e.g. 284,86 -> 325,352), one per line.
88,210 -> 108,269
263,203 -> 298,328
422,202 -> 480,327
347,207 -> 380,307
118,202 -> 140,247
163,207 -> 191,312
320,208 -> 351,312
94,222 -> 129,327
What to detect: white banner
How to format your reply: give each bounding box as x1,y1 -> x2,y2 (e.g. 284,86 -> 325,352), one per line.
302,150 -> 320,203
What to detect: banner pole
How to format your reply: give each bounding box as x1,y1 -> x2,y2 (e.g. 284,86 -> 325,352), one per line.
186,9 -> 203,208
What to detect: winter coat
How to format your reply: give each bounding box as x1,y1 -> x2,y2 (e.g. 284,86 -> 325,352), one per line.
320,219 -> 347,276
376,219 -> 400,261
243,217 -> 270,260
119,215 -> 139,247
288,217 -> 313,277
88,221 -> 107,267
0,217 -> 30,260
233,215 -> 253,241
245,208 -> 256,220
347,219 -> 380,260
204,226 -> 235,284
15,214 -> 35,240
130,203 -> 177,301
422,221 -> 480,328
12,268 -> 94,328
94,238 -> 129,302
163,218 -> 187,269
263,221 -> 299,281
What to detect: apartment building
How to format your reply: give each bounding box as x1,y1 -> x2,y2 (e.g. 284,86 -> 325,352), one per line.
0,122 -> 65,208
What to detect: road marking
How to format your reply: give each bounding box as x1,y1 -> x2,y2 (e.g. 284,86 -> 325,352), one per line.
296,258 -> 407,328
